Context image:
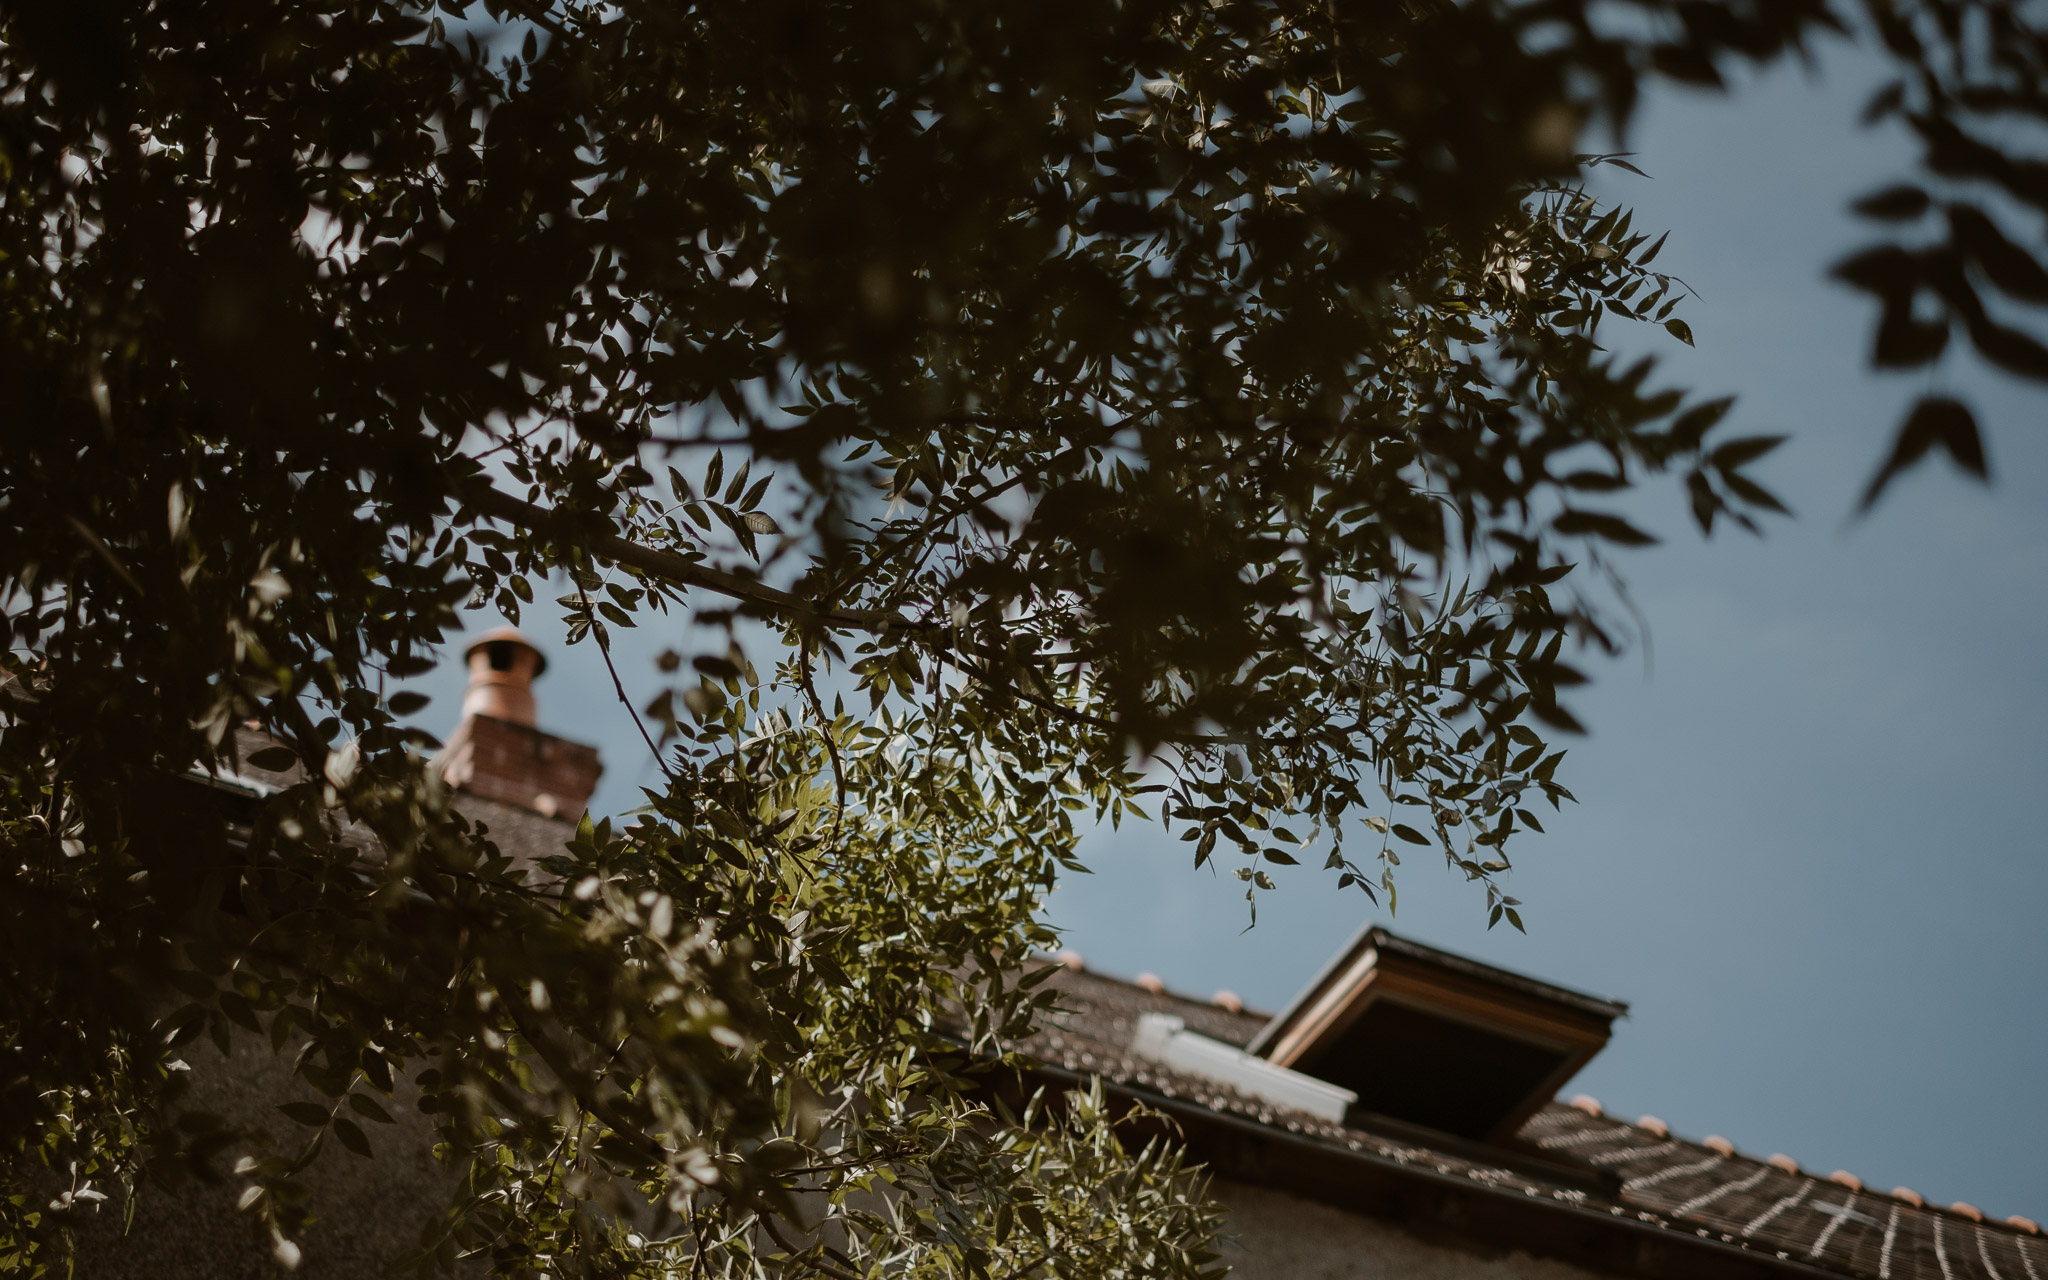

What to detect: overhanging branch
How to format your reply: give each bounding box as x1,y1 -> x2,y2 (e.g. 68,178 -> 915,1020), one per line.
471,485 -> 920,635
471,485 -> 1125,741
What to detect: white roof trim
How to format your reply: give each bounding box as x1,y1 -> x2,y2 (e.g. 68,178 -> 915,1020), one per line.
1131,1013 -> 1357,1122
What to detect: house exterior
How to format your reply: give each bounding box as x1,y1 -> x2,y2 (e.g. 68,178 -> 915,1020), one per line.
75,631 -> 600,1280
80,632 -> 2044,1279
1018,939 -> 2045,1280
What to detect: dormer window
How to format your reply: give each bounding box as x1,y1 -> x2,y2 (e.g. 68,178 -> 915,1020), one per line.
1247,926 -> 1626,1143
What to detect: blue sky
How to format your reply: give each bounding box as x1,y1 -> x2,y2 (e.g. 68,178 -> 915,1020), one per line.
406,47 -> 2048,1224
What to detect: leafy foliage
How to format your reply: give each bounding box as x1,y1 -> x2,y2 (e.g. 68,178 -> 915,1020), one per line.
1830,2 -> 2048,504
0,0 -> 2039,1275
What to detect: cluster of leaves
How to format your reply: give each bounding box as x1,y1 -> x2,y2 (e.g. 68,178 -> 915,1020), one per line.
1832,1 -> 2048,504
2,0 -> 2044,1274
5,658 -> 1223,1278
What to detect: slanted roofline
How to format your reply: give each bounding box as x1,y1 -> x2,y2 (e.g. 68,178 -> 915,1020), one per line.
1015,949 -> 2044,1280
1249,925 -> 1629,1060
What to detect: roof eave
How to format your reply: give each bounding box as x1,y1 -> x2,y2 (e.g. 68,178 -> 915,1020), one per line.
1019,1059 -> 1841,1280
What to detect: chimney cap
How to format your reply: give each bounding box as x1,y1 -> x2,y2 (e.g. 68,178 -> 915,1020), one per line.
464,626 -> 548,677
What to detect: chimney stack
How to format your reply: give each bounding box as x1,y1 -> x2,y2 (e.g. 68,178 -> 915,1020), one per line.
462,629 -> 545,726
434,628 -> 602,820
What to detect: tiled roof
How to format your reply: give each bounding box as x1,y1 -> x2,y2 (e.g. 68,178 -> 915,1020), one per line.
459,791 -> 579,867
210,724 -> 578,870
1024,964 -> 2045,1280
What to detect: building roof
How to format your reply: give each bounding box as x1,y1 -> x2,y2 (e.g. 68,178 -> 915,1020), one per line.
1022,961 -> 2046,1280
214,724 -> 577,869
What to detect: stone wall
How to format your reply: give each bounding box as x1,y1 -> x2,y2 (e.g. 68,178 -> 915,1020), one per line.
1212,1180 -> 1612,1280
69,1037 -> 455,1280
70,1081 -> 1617,1278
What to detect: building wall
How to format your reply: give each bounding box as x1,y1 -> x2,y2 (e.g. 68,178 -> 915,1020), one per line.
70,1058 -> 1614,1280
70,1036 -> 455,1280
1213,1180 -> 1613,1280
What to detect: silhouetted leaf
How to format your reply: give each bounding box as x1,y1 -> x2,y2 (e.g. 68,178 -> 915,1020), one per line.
1860,396 -> 1989,510
1853,185 -> 1932,221
387,692 -> 431,716
1553,510 -> 1658,546
247,746 -> 299,772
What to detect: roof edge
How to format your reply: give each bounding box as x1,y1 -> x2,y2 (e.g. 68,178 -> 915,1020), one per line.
1247,924 -> 1627,1057
1024,1060 -> 1842,1280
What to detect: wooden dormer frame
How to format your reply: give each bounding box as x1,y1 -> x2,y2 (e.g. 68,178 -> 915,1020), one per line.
1247,926 -> 1628,1144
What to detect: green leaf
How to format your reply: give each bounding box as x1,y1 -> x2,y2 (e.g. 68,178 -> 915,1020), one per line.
1664,317 -> 1695,346
387,691 -> 431,716
1390,824 -> 1430,846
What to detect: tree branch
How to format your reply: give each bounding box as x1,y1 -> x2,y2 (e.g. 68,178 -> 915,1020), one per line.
579,586 -> 678,783
473,484 -> 927,635
473,485 -> 1130,739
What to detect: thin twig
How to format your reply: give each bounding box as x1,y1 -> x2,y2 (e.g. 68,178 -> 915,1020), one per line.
757,1213 -> 867,1280
795,646 -> 845,854
580,587 -> 678,783
64,516 -> 144,597
476,484 -> 921,634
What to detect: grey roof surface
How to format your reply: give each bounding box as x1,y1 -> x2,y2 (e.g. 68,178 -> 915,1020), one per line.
458,791 -> 579,866
1026,963 -> 2046,1280
216,724 -> 577,868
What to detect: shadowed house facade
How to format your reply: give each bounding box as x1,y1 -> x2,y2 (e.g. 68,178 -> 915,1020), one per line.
81,632 -> 2044,1279
78,631 -> 601,1280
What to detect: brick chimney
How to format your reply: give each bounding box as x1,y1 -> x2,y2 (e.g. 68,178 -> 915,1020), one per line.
434,627 -> 602,819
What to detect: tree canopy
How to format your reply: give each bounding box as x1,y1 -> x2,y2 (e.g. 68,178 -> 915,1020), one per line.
1,0 -> 2043,1276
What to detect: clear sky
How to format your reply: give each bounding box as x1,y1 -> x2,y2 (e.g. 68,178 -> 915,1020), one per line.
406,45 -> 2048,1226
